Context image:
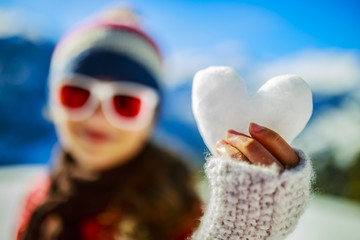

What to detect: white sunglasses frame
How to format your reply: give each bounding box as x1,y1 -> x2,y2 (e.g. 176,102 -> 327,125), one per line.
50,74 -> 160,130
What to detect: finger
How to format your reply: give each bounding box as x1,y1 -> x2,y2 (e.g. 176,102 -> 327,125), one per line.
215,140 -> 250,163
249,122 -> 299,168
226,130 -> 284,170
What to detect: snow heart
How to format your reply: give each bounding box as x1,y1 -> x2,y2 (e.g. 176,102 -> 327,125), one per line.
192,66 -> 313,155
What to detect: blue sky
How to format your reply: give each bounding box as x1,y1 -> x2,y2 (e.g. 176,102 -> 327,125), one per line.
1,0 -> 360,165
1,0 -> 359,53
1,0 -> 359,88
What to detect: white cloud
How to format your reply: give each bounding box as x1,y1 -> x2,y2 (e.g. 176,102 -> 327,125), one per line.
0,8 -> 45,41
162,44 -> 360,168
162,40 -> 249,87
253,49 -> 360,95
162,46 -> 360,97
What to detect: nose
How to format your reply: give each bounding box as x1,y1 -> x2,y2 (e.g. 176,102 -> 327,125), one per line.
92,104 -> 105,117
85,104 -> 112,127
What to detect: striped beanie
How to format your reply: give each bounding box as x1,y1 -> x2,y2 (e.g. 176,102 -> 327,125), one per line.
49,9 -> 162,93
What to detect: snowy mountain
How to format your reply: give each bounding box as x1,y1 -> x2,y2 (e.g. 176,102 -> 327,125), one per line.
0,35 -> 358,168
0,36 -> 56,165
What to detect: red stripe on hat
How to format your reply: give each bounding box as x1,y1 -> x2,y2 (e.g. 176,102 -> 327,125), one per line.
98,23 -> 162,59
53,19 -> 162,62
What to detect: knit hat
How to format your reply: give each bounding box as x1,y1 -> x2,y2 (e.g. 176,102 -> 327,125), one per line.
49,8 -> 162,93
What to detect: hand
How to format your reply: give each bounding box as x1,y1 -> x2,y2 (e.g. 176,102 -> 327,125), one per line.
215,122 -> 299,171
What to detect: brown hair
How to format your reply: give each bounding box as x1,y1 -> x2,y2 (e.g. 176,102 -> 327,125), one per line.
22,143 -> 202,240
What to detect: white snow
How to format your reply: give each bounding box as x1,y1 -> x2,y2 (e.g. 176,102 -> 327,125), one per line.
192,66 -> 313,155
1,165 -> 360,239
294,94 -> 360,169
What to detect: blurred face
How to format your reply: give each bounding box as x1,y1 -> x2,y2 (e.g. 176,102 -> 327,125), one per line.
50,75 -> 159,172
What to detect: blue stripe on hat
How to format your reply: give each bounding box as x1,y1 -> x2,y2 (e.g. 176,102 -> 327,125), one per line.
64,48 -> 161,93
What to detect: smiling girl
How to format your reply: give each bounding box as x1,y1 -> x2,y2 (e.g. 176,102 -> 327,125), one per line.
16,8 -> 312,240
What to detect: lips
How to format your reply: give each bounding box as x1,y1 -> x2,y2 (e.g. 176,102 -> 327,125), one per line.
81,128 -> 113,142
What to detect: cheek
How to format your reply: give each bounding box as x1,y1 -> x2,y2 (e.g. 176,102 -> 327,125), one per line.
54,118 -> 82,149
112,127 -> 152,150
53,112 -> 154,165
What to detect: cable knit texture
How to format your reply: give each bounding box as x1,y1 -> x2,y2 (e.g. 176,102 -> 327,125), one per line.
192,148 -> 312,240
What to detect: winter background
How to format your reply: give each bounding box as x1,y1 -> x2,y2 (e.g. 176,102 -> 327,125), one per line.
0,0 -> 360,239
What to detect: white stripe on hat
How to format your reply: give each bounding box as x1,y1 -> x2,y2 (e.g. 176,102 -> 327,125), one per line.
50,26 -> 162,81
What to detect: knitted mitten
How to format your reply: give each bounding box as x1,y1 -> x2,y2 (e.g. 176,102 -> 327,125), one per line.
192,149 -> 312,240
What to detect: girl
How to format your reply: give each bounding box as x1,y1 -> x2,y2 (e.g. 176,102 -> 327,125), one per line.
16,8 -> 312,240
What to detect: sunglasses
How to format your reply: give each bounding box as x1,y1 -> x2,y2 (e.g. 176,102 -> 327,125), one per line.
50,74 -> 159,130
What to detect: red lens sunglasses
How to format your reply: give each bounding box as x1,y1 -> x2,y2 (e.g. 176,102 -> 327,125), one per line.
50,74 -> 159,130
